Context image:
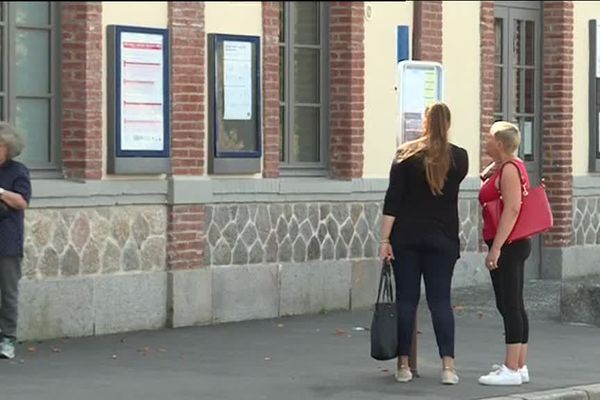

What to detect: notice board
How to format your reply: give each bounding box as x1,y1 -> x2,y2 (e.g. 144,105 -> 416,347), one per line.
396,61 -> 444,146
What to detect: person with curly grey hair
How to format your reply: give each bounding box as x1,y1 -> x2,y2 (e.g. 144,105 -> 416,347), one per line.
0,123 -> 31,359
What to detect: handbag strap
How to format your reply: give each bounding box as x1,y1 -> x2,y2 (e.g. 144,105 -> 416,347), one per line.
376,261 -> 394,303
497,160 -> 528,198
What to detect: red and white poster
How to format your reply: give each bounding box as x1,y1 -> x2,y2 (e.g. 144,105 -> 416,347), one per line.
120,32 -> 164,152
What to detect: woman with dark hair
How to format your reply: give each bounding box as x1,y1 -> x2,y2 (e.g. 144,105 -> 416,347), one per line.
380,102 -> 469,385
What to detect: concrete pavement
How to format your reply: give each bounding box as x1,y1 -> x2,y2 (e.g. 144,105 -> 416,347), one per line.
0,305 -> 598,400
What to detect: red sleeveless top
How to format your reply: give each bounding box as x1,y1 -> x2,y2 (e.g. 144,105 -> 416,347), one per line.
478,159 -> 530,241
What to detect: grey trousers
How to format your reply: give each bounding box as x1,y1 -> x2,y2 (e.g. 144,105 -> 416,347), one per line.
0,257 -> 21,338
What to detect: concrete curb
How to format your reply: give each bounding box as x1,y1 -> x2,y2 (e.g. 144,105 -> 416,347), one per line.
481,384 -> 600,400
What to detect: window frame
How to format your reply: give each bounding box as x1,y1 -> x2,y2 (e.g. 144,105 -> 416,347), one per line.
1,1 -> 61,176
279,1 -> 329,176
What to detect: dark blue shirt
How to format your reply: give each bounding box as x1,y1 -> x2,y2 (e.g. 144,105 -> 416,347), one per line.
0,160 -> 31,257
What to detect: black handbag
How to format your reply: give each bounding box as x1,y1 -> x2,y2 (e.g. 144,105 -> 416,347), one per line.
370,261 -> 398,361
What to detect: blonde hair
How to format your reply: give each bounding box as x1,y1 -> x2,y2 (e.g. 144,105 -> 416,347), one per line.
395,102 -> 452,196
0,123 -> 24,160
491,121 -> 520,154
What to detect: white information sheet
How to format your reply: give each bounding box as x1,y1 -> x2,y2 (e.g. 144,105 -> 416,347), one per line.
120,32 -> 165,151
223,41 -> 253,120
523,121 -> 533,156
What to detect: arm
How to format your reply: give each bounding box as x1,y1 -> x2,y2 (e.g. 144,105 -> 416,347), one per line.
1,168 -> 31,211
380,161 -> 405,262
486,163 -> 522,269
0,189 -> 28,210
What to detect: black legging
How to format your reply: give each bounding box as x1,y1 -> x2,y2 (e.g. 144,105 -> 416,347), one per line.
486,239 -> 531,344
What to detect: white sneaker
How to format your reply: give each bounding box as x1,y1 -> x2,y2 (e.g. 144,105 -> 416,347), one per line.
491,363 -> 529,384
395,365 -> 413,383
479,364 -> 522,386
519,365 -> 530,384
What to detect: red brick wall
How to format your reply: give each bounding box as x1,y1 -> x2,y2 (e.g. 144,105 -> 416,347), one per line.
61,2 -> 103,180
262,2 -> 280,178
169,2 -> 205,176
542,1 -> 574,248
167,205 -> 205,270
167,2 -> 206,271
329,2 -> 365,180
480,1 -> 495,171
412,0 -> 443,62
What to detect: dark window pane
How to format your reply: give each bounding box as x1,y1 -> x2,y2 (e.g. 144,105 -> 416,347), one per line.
524,69 -> 534,114
494,67 -> 503,114
525,20 -> 535,66
512,68 -> 521,115
494,18 -> 503,64
294,48 -> 319,103
279,46 -> 285,102
292,107 -> 319,162
279,2 -> 285,43
513,19 -> 522,66
280,105 -> 285,162
16,2 -> 50,25
294,2 -> 319,45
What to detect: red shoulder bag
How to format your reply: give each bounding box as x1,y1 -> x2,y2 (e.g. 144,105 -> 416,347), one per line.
483,161 -> 553,244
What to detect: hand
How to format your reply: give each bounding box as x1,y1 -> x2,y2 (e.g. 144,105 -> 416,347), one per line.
480,162 -> 497,181
379,242 -> 394,264
485,247 -> 501,270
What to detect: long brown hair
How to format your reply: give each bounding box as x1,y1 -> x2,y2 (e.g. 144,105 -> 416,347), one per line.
395,102 -> 452,195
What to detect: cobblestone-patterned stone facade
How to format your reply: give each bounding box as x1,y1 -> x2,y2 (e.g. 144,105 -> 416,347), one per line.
22,206 -> 167,280
203,199 -> 480,266
573,197 -> 600,246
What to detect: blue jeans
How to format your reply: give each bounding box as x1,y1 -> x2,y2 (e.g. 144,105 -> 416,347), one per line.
392,231 -> 458,359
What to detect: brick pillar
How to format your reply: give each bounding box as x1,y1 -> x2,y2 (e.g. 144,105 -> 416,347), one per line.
61,2 -> 103,180
167,2 -> 206,272
262,2 -> 281,178
542,1 -> 574,248
480,1 -> 495,171
412,0 -> 443,62
329,2 -> 365,180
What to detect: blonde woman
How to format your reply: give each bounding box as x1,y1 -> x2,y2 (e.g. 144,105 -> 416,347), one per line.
0,123 -> 31,360
380,102 -> 469,385
478,121 -> 531,386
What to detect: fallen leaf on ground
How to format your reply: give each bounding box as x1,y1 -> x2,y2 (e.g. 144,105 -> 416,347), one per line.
120,338 -> 127,344
51,347 -> 61,353
27,347 -> 36,353
264,357 -> 271,361
382,369 -> 389,373
277,324 -> 284,328
335,329 -> 346,336
477,312 -> 484,319
417,330 -> 422,334
158,347 -> 167,353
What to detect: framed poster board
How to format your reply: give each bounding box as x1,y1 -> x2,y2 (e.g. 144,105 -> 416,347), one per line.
208,34 -> 261,174
107,25 -> 170,174
396,61 -> 444,146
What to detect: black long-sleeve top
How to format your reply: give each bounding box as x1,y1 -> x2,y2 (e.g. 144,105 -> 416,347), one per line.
383,144 -> 469,254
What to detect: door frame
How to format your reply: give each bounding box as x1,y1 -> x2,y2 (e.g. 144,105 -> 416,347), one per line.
494,2 -> 543,278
